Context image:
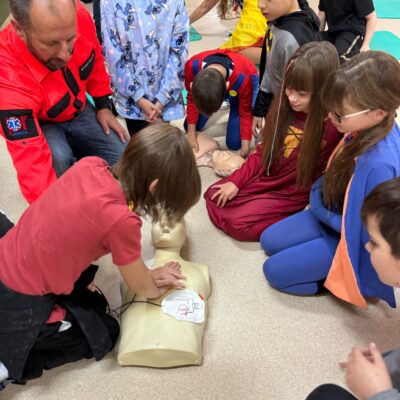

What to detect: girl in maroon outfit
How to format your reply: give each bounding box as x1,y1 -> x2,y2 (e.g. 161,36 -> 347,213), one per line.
204,42 -> 341,241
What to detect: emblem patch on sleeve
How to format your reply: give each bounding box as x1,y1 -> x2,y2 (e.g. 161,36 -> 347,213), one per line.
0,109 -> 39,141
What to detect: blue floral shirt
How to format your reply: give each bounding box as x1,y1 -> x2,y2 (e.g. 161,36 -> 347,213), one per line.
101,0 -> 189,121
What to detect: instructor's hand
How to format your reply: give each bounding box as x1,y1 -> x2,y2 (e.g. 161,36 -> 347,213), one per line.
97,108 -> 129,143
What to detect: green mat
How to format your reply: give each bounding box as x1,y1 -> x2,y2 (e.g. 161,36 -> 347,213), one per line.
370,31 -> 400,59
182,88 -> 188,105
374,0 -> 400,19
189,26 -> 202,42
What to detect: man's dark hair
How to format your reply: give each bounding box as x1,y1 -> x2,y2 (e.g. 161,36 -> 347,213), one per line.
361,177 -> 400,258
192,68 -> 226,117
9,0 -> 32,28
9,0 -> 75,29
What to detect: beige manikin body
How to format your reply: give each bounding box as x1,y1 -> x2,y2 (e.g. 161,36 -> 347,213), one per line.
118,218 -> 211,368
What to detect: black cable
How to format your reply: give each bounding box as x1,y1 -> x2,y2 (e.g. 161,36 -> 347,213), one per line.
108,294 -> 162,318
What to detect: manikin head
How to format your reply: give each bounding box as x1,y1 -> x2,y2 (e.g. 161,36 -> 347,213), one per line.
10,0 -> 77,71
361,177 -> 400,288
211,150 -> 245,177
152,215 -> 187,250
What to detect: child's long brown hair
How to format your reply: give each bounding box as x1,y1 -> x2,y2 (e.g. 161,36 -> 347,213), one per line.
111,124 -> 201,222
261,41 -> 339,187
322,51 -> 400,210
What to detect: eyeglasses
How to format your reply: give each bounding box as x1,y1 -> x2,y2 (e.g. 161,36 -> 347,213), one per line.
330,109 -> 371,124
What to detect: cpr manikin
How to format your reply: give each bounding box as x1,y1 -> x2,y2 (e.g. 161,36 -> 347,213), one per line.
195,133 -> 245,177
211,150 -> 245,177
118,217 -> 211,368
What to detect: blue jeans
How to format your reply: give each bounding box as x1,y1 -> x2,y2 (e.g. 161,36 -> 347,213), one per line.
41,104 -> 126,177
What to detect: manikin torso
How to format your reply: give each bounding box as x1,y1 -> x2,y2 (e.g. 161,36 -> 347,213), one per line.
118,218 -> 211,368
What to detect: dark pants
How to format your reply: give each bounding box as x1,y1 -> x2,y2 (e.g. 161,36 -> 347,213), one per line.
319,31 -> 363,63
41,104 -> 126,177
0,211 -> 13,238
125,119 -> 150,136
184,109 -> 241,151
81,0 -> 101,43
22,311 -> 93,381
306,384 -> 356,399
0,211 -> 119,385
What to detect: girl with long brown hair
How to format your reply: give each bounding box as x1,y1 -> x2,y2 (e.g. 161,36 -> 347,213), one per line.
261,51 -> 400,306
204,41 -> 341,241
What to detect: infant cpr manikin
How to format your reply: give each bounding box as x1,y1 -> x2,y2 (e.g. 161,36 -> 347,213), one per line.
195,133 -> 245,177
118,217 -> 211,368
211,150 -> 245,177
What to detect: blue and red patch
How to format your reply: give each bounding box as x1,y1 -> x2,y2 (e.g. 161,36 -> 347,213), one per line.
0,110 -> 39,141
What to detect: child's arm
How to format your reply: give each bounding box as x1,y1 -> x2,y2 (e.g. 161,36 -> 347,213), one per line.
184,60 -> 200,152
309,176 -> 342,232
187,124 -> 200,153
238,71 -> 258,157
154,0 -> 189,115
360,11 -> 378,52
190,0 -> 220,24
210,145 -> 263,207
318,10 -> 326,31
119,259 -> 185,299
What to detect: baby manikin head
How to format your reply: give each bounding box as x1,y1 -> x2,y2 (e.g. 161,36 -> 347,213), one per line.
152,215 -> 187,249
211,150 -> 245,177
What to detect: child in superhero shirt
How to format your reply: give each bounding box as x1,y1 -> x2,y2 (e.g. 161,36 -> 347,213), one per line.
261,51 -> 400,304
0,124 -> 201,388
204,42 -> 341,241
185,49 -> 259,157
306,177 -> 400,400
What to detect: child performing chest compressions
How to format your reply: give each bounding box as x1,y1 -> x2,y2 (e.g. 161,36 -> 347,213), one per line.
261,51 -> 400,305
204,42 -> 341,241
0,124 -> 201,388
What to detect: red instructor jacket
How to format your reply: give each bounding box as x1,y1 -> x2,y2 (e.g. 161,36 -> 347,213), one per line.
0,1 -> 112,204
